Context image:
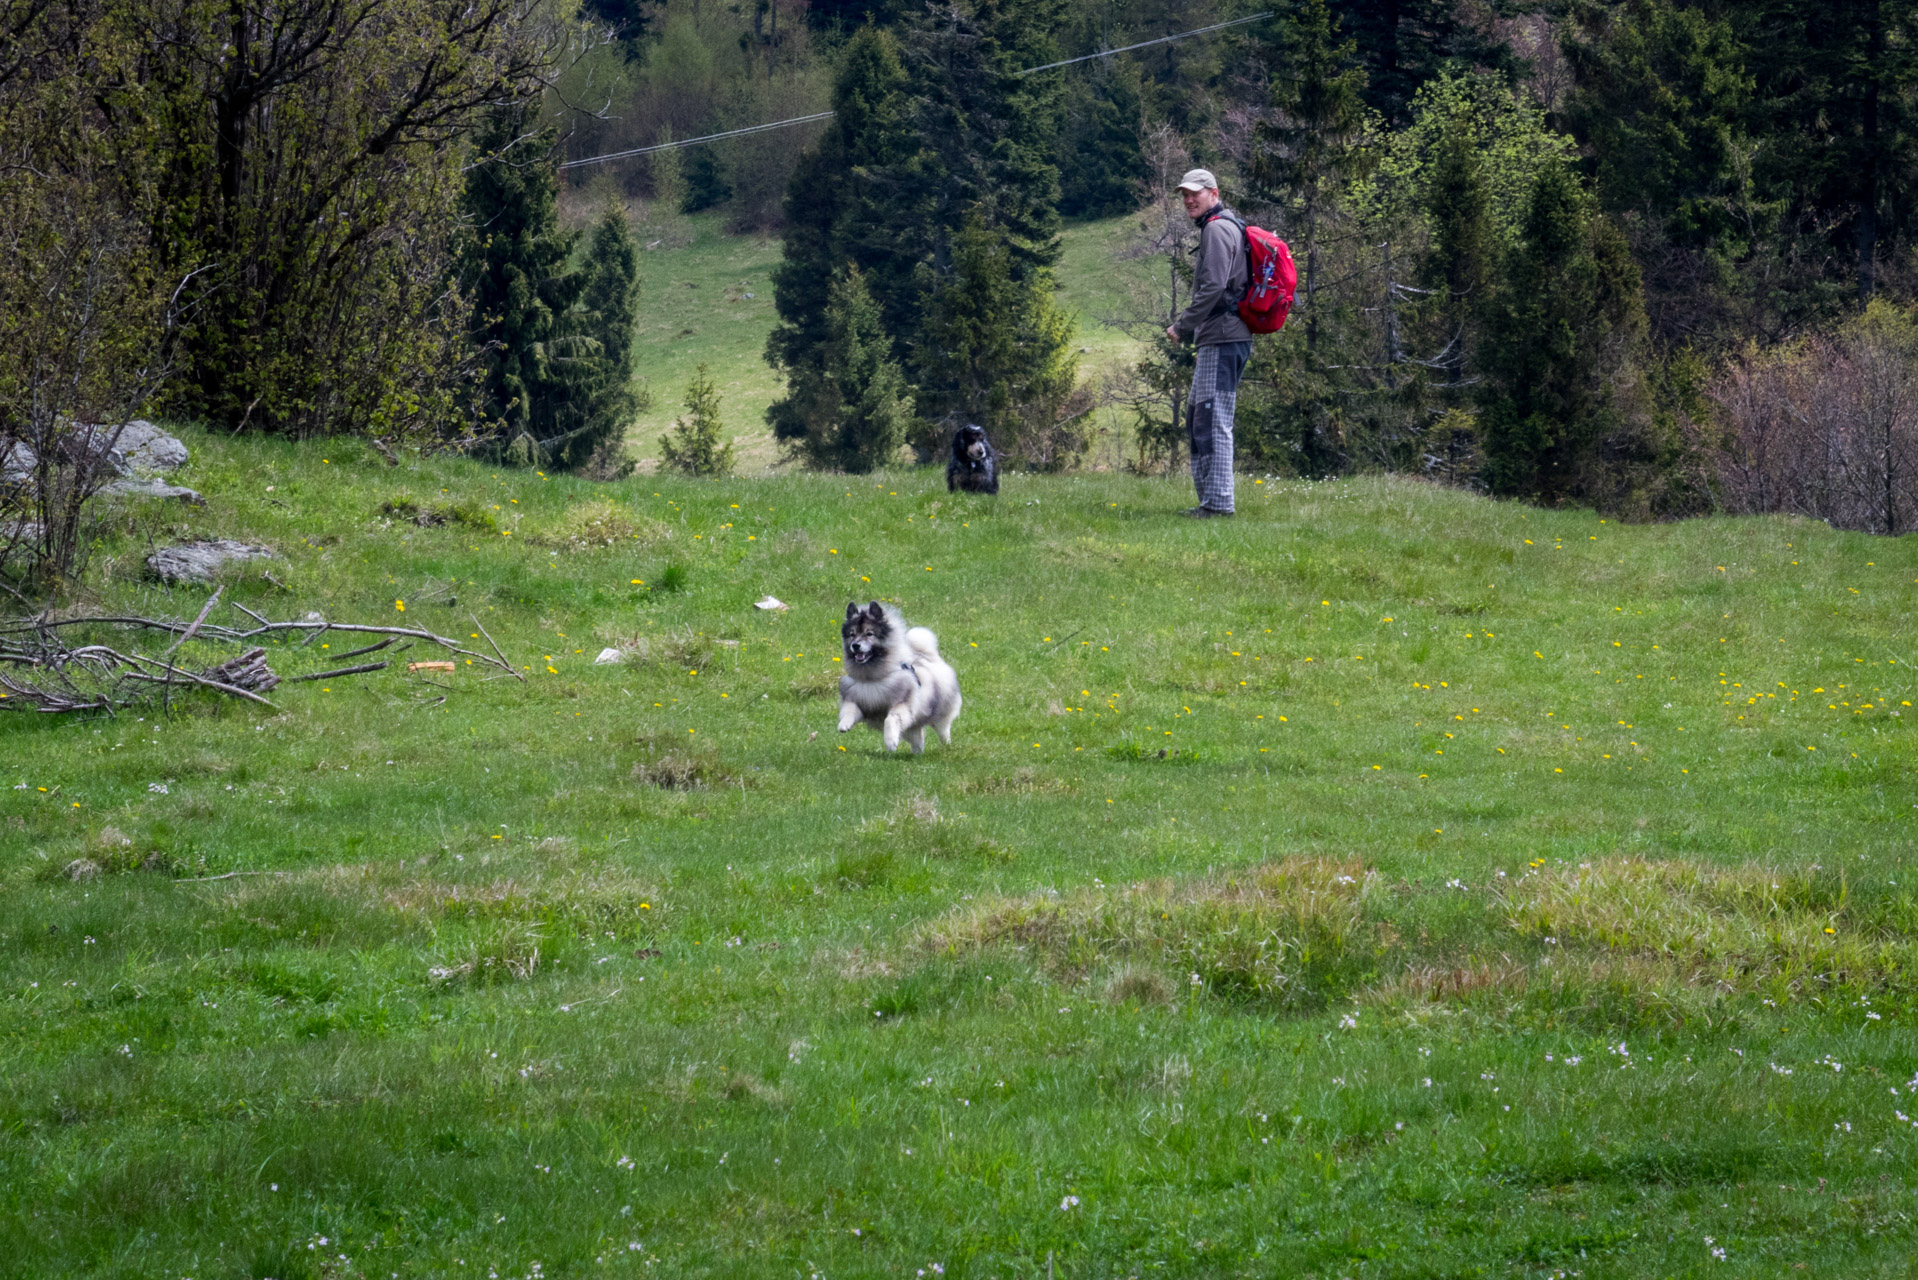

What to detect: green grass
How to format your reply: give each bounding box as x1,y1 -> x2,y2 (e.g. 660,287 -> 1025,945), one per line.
5,431 -> 1918,1277
625,214 -> 1148,473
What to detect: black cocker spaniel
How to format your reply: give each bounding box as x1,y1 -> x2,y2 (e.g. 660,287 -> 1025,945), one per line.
946,423 -> 999,494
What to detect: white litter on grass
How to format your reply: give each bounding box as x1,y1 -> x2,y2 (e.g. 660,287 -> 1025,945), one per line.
594,648 -> 624,665
754,595 -> 788,611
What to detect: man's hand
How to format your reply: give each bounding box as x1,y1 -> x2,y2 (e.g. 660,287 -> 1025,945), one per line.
1165,325 -> 1181,344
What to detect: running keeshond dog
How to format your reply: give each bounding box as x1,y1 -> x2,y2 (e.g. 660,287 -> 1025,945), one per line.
837,601 -> 962,753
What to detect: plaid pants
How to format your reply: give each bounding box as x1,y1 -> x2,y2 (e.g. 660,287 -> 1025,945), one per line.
1187,341 -> 1250,513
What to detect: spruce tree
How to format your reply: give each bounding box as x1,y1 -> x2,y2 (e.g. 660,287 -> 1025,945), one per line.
683,147 -> 732,213
1058,64 -> 1148,220
552,199 -> 646,472
460,103 -> 587,461
765,26 -> 912,444
1253,0 -> 1374,353
1421,108 -> 1493,381
796,266 -> 914,472
916,211 -> 1079,466
659,364 -> 735,477
1477,161 -> 1646,499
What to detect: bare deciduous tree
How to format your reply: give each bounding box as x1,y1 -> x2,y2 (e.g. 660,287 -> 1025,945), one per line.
1712,302 -> 1918,535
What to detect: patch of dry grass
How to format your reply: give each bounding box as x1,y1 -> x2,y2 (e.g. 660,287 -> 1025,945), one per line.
535,499 -> 672,551
922,858 -> 1383,1005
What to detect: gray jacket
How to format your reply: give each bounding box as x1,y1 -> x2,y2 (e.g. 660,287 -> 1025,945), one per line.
1174,205 -> 1253,347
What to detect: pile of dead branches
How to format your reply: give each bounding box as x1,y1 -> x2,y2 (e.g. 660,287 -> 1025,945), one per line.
0,586 -> 520,715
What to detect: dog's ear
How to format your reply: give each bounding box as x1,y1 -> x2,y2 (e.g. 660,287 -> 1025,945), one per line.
867,600 -> 885,619
845,601 -> 860,620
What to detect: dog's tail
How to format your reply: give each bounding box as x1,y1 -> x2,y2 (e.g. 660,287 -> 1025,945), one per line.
905,626 -> 941,660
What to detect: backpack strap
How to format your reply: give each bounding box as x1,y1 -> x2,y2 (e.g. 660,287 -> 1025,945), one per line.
1197,206 -> 1249,319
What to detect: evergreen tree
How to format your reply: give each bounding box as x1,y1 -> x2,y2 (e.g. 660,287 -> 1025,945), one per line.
767,1 -> 1069,465
551,199 -> 647,471
659,364 -> 735,476
1253,0 -> 1374,353
765,26 -> 912,444
1477,162 -> 1646,499
1326,0 -> 1521,127
460,103 -> 588,462
916,210 -> 1079,466
1058,63 -> 1148,220
683,146 -> 732,213
1422,107 -> 1493,381
1740,0 -> 1918,303
794,266 -> 915,472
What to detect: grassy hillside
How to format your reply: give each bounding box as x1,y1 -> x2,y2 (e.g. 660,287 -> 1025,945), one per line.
5,433 -> 1918,1277
624,213 -> 1149,472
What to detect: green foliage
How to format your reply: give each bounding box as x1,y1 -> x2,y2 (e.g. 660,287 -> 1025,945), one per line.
765,26 -> 912,446
683,145 -> 733,213
461,105 -> 589,463
1353,71 -> 1580,255
463,110 -> 646,472
1477,162 -> 1648,500
566,199 -> 649,470
1253,0 -> 1375,362
658,363 -> 735,476
139,0 -> 540,440
1324,0 -> 1523,126
1057,64 -> 1148,220
766,0 -> 1072,466
915,212 -> 1082,468
788,266 -> 915,473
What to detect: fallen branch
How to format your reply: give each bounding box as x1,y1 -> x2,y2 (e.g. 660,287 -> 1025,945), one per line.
470,611 -> 524,682
0,610 -> 516,676
285,661 -> 388,682
172,870 -> 291,883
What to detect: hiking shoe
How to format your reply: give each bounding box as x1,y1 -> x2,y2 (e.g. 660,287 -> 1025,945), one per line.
1180,506 -> 1234,518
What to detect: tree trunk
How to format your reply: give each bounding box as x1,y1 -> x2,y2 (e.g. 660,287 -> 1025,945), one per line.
1858,0 -> 1883,304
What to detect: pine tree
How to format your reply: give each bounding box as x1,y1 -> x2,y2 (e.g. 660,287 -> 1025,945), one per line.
1477,161 -> 1646,499
460,102 -> 587,461
1253,0 -> 1374,353
793,266 -> 915,472
1058,64 -> 1148,220
916,210 -> 1079,466
659,364 -> 735,477
551,199 -> 647,472
765,26 -> 912,444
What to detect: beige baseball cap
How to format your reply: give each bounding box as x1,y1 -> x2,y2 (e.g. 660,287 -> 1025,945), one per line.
1176,168 -> 1219,192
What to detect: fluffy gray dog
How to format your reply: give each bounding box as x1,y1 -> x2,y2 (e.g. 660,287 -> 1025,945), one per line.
837,601 -> 962,753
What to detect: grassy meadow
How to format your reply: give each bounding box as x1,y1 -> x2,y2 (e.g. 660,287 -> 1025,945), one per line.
621,211 -> 1148,473
4,430 -> 1918,1278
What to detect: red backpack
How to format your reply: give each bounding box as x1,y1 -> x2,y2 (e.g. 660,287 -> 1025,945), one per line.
1210,209 -> 1298,335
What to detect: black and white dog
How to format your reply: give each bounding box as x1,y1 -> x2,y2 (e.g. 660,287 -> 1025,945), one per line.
946,423 -> 999,494
838,601 -> 962,753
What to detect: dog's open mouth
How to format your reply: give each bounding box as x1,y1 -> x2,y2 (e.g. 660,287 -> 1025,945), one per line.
848,647 -> 873,663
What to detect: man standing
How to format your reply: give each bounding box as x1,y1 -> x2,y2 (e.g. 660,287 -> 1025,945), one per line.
1165,169 -> 1251,518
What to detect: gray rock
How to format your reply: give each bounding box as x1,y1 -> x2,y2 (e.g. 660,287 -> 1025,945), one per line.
147,540 -> 277,584
71,420 -> 190,476
105,476 -> 204,505
113,420 -> 189,472
2,440 -> 34,485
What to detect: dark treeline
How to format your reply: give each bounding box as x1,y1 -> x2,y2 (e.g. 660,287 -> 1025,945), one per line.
3,0 -> 1916,557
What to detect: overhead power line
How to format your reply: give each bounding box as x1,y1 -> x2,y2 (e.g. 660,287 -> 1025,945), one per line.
559,112 -> 837,170
1016,12 -> 1271,75
558,11 -> 1274,171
